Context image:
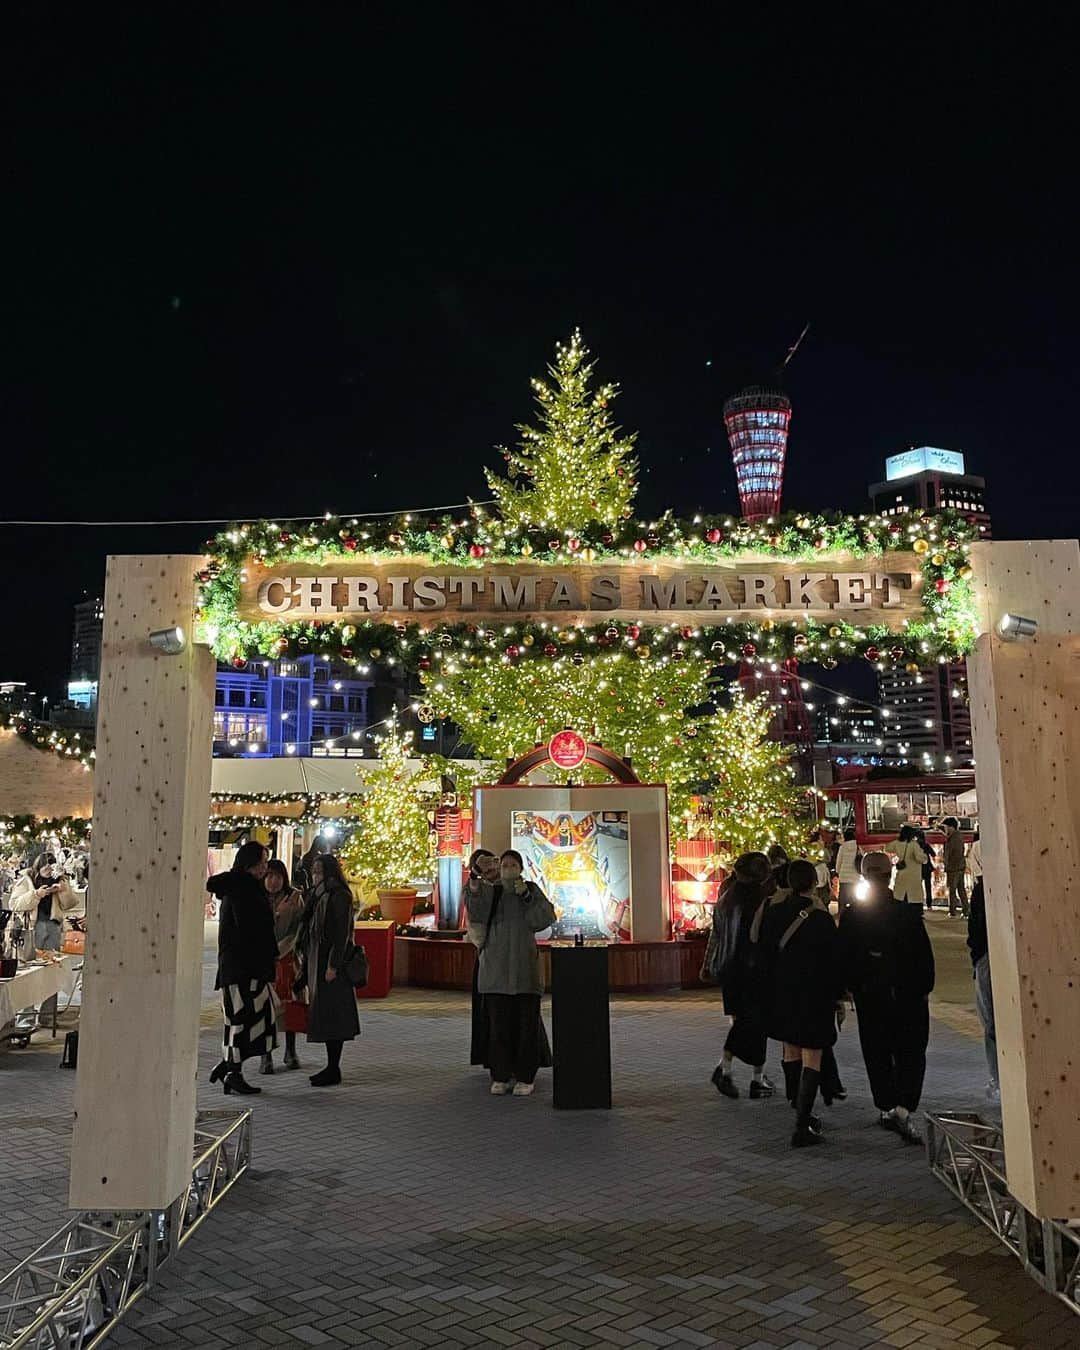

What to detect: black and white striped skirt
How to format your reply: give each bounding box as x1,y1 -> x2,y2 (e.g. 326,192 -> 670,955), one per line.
222,979 -> 278,1065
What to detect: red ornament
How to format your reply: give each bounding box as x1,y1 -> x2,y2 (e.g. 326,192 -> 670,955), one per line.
680,626 -> 694,640
935,577 -> 950,594
567,538 -> 581,553
655,696 -> 666,708
505,644 -> 520,659
417,655 -> 431,670
197,569 -> 211,583
543,642 -> 559,657
469,543 -> 485,559
627,624 -> 641,640
601,533 -> 614,546
633,539 -> 648,553
888,523 -> 902,536
793,633 -> 808,648
890,645 -> 905,662
597,635 -> 612,647
742,642 -> 757,657
343,536 -> 359,551
231,655 -> 247,670
865,645 -> 881,662
548,539 -> 561,552
341,645 -> 354,660
280,532 -> 292,545
706,527 -> 723,544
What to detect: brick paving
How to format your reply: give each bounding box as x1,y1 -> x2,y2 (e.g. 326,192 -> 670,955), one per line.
1,972 -> 1074,1349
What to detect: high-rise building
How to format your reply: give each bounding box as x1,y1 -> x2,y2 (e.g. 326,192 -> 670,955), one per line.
870,447 -> 987,769
723,384 -> 791,522
877,664 -> 973,768
53,595 -> 105,728
868,446 -> 991,537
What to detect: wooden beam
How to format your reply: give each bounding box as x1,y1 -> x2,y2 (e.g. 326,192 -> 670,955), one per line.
69,556 -> 214,1211
966,539 -> 1080,1218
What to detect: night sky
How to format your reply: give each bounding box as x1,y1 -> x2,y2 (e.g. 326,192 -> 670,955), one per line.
4,7 -> 1075,701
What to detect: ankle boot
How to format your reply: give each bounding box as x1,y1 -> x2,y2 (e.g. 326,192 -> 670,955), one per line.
792,1067 -> 823,1147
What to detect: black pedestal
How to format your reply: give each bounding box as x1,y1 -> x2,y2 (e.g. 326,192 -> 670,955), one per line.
551,946 -> 612,1109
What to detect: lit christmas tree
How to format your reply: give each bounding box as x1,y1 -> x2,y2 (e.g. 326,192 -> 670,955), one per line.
423,653 -> 809,859
484,330 -> 639,532
340,720 -> 435,889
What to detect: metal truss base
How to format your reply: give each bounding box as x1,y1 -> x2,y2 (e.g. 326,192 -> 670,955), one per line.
0,1108 -> 252,1349
927,1112 -> 1080,1317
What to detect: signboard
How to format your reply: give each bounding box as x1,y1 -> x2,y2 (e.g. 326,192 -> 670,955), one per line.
239,554 -> 923,629
548,729 -> 588,771
885,446 -> 965,481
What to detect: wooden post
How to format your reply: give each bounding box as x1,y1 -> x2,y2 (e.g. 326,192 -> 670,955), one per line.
69,556 -> 215,1211
966,539 -> 1080,1219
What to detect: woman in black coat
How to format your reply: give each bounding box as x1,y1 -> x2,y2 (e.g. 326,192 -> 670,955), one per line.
761,859 -> 844,1148
295,853 -> 360,1087
711,852 -> 775,1100
206,841 -> 279,1095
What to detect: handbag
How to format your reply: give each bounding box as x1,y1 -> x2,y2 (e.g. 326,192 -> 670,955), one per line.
339,940 -> 369,988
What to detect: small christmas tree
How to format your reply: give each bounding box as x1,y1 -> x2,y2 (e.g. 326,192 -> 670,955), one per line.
340,720 -> 435,890
484,330 -> 639,532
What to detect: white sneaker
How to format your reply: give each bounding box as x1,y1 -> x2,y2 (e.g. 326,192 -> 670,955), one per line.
512,1082 -> 535,1097
490,1081 -> 511,1095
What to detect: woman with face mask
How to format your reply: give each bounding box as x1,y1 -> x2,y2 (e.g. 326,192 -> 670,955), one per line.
465,849 -> 557,1096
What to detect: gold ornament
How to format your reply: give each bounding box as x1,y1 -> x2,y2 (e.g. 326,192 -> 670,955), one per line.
829,625 -> 842,639
416,705 -> 435,724
958,564 -> 973,579
931,553 -> 946,567
913,538 -> 930,555
582,547 -> 596,562
761,618 -> 775,631
905,661 -> 920,674
522,634 -> 535,647
369,647 -> 382,659
636,645 -> 651,659
521,541 -> 533,557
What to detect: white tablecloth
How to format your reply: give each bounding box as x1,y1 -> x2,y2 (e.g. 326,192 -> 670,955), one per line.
0,956 -> 81,1025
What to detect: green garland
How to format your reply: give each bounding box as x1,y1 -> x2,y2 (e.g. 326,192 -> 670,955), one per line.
0,712 -> 96,770
197,508 -> 979,671
0,814 -> 92,846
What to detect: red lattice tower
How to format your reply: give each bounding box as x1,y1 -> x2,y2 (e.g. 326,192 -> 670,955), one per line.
723,384 -> 791,522
738,657 -> 813,750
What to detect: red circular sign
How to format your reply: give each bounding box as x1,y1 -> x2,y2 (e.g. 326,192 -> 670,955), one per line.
548,729 -> 588,771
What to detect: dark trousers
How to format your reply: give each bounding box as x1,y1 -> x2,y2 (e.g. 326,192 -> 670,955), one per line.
837,882 -> 857,912
947,871 -> 969,917
854,992 -> 929,1112
923,869 -> 934,908
487,993 -> 542,1084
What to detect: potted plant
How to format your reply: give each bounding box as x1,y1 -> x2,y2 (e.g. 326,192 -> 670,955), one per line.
340,720 -> 436,926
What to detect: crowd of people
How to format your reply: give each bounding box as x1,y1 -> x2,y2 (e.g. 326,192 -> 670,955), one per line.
206,843 -> 359,1095
205,819 -> 996,1126
706,818 -> 997,1149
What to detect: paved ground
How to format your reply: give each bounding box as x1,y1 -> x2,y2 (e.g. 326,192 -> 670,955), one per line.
1,921 -> 1075,1350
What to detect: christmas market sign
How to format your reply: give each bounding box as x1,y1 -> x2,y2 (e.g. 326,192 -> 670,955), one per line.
240,556 -> 923,626
197,508 -> 979,670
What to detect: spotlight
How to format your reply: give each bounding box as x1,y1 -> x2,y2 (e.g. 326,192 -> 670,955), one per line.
854,879 -> 870,901
149,626 -> 186,655
998,613 -> 1038,640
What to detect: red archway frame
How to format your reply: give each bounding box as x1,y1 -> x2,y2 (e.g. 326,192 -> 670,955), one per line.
496,741 -> 641,786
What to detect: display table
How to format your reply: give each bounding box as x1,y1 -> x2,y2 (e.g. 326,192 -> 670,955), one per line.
353,921 -> 395,999
551,945 -> 612,1110
393,935 -> 709,993
0,956 -> 82,1030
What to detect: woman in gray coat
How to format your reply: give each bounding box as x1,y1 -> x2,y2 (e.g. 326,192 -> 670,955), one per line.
465,849 -> 557,1096
295,854 -> 360,1087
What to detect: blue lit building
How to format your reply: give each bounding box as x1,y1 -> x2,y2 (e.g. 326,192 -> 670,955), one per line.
214,656 -> 373,758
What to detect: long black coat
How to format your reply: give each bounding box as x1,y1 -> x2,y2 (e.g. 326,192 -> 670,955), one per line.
713,879 -> 768,1017
208,870 -> 278,990
837,891 -> 935,1001
298,881 -> 360,1044
761,896 -> 842,1048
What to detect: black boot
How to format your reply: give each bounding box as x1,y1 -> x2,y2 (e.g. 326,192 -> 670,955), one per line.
224,1071 -> 261,1095
781,1059 -> 801,1107
792,1067 -> 822,1147
209,1060 -> 230,1085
